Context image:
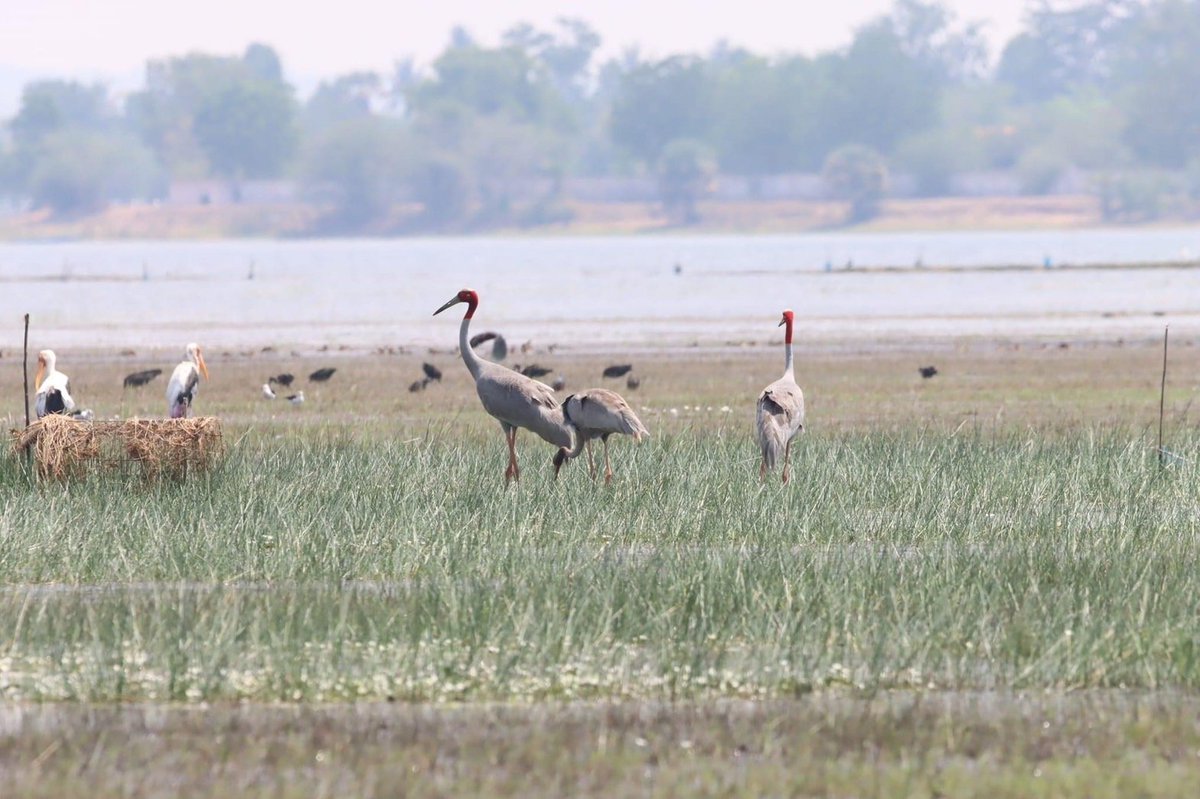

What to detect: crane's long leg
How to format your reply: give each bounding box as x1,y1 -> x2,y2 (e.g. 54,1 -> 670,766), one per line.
603,437 -> 613,485
782,438 -> 792,485
504,427 -> 520,483
760,458 -> 767,481
586,440 -> 597,480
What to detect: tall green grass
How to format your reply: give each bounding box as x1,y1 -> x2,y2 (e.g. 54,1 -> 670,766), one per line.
1,427 -> 1197,701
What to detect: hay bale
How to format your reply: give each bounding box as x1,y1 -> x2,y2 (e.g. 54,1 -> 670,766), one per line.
11,416 -> 224,480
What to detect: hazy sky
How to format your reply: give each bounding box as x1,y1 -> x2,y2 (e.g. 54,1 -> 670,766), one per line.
1,0 -> 1028,100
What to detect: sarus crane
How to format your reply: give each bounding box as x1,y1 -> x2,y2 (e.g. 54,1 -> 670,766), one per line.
553,388 -> 649,483
755,309 -> 805,483
434,288 -> 573,484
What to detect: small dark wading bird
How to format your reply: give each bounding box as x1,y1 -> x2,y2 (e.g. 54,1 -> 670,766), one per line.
309,367 -> 336,382
269,373 -> 294,387
35,349 -> 76,418
553,389 -> 649,484
166,342 -> 209,419
422,362 -> 443,382
602,364 -> 633,379
919,365 -> 938,379
469,331 -> 508,362
123,368 -> 162,388
435,288 -> 573,484
755,310 -> 805,483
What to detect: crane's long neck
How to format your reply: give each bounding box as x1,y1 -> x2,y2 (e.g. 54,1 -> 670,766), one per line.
782,318 -> 794,378
458,303 -> 483,381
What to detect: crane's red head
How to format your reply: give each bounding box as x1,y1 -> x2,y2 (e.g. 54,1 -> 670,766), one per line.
778,309 -> 794,344
434,288 -> 480,319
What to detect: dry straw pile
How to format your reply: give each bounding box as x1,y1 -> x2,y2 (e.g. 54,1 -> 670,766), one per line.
11,415 -> 224,480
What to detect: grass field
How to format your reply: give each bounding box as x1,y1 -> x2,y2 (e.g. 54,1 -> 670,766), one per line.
2,337 -> 1199,795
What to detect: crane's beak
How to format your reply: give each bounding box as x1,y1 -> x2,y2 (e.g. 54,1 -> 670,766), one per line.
778,317 -> 787,327
197,349 -> 210,380
433,295 -> 462,316
35,359 -> 45,389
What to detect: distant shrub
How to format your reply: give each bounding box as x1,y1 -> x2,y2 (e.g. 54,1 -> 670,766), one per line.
823,144 -> 888,223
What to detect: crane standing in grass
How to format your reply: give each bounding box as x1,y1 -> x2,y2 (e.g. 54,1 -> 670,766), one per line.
755,309 -> 805,483
553,388 -> 649,483
434,288 -> 574,484
166,342 -> 209,419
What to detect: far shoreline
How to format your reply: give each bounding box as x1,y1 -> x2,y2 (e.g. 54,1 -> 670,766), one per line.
4,194 -> 1200,242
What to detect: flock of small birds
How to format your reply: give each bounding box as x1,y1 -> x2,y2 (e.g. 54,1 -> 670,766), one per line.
257,368 -> 335,404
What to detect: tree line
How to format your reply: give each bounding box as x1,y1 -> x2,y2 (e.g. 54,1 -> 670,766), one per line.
3,0 -> 1200,228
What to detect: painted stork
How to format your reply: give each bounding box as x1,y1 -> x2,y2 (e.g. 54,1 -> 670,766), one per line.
755,310 -> 805,483
166,342 -> 209,419
553,388 -> 649,483
434,288 -> 573,484
34,349 -> 76,418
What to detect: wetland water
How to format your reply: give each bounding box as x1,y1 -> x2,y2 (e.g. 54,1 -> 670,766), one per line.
3,229 -> 1199,349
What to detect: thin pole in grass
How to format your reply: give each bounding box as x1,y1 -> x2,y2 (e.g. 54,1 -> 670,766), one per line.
1158,324 -> 1168,468
22,313 -> 31,428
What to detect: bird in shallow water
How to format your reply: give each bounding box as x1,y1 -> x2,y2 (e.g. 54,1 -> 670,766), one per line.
435,288 -> 573,484
309,367 -> 336,382
35,350 -> 76,418
166,342 -> 209,419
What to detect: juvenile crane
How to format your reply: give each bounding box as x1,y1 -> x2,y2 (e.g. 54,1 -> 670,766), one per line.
755,309 -> 805,483
553,388 -> 649,483
34,349 -> 76,418
166,342 -> 209,419
434,288 -> 573,484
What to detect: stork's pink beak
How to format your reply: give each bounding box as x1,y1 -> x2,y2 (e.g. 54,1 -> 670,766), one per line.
197,349 -> 209,380
35,359 -> 45,389
433,295 -> 462,316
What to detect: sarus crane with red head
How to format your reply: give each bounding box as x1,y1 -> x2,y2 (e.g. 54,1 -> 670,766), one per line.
434,289 -> 574,484
166,342 -> 210,419
755,309 -> 805,483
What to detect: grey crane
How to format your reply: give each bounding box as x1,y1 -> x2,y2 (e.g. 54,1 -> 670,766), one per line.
434,288 -> 574,484
755,309 -> 805,483
553,388 -> 649,484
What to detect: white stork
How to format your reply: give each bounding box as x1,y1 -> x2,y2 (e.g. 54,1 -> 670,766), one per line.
34,349 -> 76,418
553,388 -> 649,483
434,288 -> 573,484
755,309 -> 805,483
166,342 -> 209,419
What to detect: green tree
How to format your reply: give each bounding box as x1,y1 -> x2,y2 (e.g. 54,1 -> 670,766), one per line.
657,138 -> 716,224
610,56 -> 713,165
823,144 -> 888,223
192,79 -> 298,181
26,130 -> 163,214
302,117 -> 409,226
10,81 -> 111,148
303,72 -> 381,135
126,44 -> 297,180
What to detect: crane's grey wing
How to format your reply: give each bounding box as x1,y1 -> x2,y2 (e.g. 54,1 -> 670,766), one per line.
571,389 -> 649,440
476,366 -> 573,449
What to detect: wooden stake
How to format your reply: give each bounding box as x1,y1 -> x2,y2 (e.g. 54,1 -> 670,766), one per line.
22,313 -> 31,428
1158,325 -> 1169,468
